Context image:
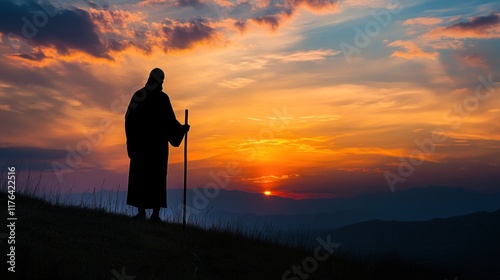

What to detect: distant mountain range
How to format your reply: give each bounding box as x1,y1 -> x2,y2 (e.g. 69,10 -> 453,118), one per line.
323,209 -> 500,279
60,186 -> 500,232
185,185 -> 500,217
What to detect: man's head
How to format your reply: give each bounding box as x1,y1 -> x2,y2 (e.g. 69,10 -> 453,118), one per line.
145,68 -> 165,91
148,68 -> 165,85
149,68 -> 165,84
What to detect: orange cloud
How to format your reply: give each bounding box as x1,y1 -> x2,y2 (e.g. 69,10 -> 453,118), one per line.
239,173 -> 300,184
403,17 -> 443,26
458,53 -> 488,69
89,9 -> 145,35
263,49 -> 339,62
137,0 -> 168,7
388,40 -> 438,59
294,0 -> 340,12
217,78 -> 256,89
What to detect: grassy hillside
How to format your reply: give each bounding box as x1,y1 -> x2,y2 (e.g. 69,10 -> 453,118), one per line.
1,193 -> 457,280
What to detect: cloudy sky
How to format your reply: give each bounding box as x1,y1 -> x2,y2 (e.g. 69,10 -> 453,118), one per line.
0,0 -> 499,198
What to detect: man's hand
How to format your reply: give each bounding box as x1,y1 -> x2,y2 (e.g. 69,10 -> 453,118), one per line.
184,124 -> 190,132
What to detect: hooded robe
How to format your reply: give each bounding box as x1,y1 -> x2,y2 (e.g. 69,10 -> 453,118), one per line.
125,78 -> 184,209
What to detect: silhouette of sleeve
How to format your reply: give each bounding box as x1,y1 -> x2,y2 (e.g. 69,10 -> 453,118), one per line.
164,94 -> 185,147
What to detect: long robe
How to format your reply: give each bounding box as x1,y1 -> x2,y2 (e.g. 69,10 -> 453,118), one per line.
125,85 -> 184,209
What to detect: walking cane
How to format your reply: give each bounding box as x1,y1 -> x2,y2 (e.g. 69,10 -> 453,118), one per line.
182,109 -> 188,230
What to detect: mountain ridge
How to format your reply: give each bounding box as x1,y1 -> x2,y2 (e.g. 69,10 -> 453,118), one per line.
321,209 -> 500,279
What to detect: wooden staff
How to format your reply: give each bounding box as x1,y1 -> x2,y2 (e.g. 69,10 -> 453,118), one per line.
183,109 -> 188,229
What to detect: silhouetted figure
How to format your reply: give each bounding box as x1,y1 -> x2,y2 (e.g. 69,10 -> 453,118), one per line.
125,68 -> 189,222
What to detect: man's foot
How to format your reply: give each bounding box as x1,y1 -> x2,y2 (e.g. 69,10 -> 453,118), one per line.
149,215 -> 163,224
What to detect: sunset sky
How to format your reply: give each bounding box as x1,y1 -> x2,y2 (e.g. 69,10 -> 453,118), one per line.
0,0 -> 499,198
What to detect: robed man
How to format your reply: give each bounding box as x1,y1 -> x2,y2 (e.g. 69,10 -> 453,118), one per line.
125,68 -> 189,222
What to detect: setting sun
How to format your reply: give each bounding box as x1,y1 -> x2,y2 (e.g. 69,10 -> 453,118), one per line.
264,191 -> 272,196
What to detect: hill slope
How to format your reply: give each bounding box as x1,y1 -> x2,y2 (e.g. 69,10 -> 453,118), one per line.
0,193 -> 458,280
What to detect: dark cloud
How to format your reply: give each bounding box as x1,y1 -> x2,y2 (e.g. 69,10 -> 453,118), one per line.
176,0 -> 204,8
245,0 -> 338,31
107,38 -> 128,52
138,0 -> 204,8
252,11 -> 292,31
162,18 -> 218,50
295,0 -> 339,10
447,13 -> 499,31
252,14 -> 283,31
0,147 -> 70,174
0,0 -> 110,59
131,28 -> 155,53
0,146 -> 66,161
7,49 -> 48,61
234,20 -> 247,33
84,0 -> 100,9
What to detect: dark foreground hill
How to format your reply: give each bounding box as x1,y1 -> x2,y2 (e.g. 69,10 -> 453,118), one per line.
325,210 -> 500,279
1,193 -> 460,280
